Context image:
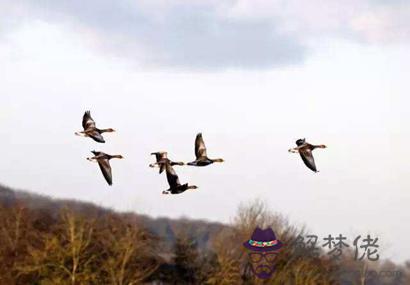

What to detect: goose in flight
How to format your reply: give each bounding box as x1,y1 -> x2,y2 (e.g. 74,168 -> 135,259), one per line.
162,162 -> 198,195
187,133 -> 224,167
75,111 -> 115,143
86,151 -> 124,185
149,151 -> 184,174
288,138 -> 326,172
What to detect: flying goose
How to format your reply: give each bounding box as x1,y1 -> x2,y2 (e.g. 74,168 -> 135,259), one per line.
162,162 -> 197,195
75,111 -> 115,143
187,133 -> 224,167
288,138 -> 326,172
86,151 -> 124,185
149,151 -> 184,174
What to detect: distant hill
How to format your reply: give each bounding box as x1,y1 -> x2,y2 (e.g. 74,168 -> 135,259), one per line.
0,183 -> 225,250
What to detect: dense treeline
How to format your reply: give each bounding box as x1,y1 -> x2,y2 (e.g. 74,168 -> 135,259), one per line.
0,185 -> 408,284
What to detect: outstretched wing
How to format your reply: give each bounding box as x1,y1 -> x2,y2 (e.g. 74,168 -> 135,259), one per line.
194,133 -> 207,159
299,148 -> 317,172
91,150 -> 102,156
88,130 -> 105,143
151,152 -> 168,174
165,163 -> 181,188
82,111 -> 96,130
151,152 -> 167,162
159,163 -> 166,174
296,138 -> 306,146
97,159 -> 113,185
151,152 -> 161,162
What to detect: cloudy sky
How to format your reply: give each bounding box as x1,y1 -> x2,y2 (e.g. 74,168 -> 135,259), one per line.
1,0 -> 410,262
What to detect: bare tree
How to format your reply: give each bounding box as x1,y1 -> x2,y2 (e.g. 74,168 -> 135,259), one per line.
99,216 -> 160,285
18,208 -> 97,284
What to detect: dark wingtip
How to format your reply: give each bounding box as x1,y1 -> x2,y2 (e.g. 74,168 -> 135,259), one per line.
296,138 -> 306,146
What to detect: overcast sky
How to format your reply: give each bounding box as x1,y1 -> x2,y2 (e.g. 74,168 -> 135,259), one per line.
1,0 -> 410,262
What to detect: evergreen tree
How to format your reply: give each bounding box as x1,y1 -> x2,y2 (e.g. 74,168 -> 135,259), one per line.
174,234 -> 200,284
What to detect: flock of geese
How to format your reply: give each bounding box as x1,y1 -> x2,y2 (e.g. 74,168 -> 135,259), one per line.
75,111 -> 327,194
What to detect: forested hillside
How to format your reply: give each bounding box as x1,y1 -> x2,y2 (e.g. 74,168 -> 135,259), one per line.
0,184 -> 408,284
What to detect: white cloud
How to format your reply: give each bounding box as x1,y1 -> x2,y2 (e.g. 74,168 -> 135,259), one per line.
350,5 -> 410,43
1,0 -> 409,69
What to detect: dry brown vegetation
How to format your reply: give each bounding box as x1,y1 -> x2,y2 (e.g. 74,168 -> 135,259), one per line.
0,185 -> 408,284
